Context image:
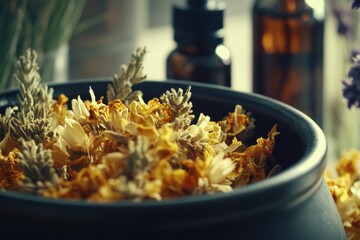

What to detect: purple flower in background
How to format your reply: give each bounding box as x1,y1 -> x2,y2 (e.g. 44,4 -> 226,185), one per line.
351,49 -> 360,60
332,7 -> 353,36
343,55 -> 360,108
341,1 -> 360,108
352,0 -> 360,9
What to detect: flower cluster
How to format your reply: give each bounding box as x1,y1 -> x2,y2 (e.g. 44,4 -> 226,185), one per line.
326,150 -> 360,240
0,48 -> 279,202
333,0 -> 360,109
353,0 -> 360,9
343,55 -> 360,108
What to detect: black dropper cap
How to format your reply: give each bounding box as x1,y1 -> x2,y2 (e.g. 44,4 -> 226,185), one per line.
173,0 -> 225,46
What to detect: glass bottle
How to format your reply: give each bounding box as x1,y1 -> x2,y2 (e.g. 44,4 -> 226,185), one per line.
166,0 -> 231,87
252,0 -> 325,125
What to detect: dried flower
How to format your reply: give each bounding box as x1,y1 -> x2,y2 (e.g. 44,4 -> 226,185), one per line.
54,117 -> 90,157
160,86 -> 194,130
0,48 -> 280,203
353,0 -> 360,9
10,49 -> 54,144
226,125 -> 279,187
205,152 -> 234,185
0,150 -> 24,190
107,47 -> 147,104
17,140 -> 58,194
124,136 -> 153,180
343,55 -> 360,108
222,105 -> 255,143
326,149 -> 360,239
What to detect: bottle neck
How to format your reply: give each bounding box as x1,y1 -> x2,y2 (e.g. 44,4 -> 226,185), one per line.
254,0 -> 313,17
281,0 -> 309,12
176,43 -> 221,55
174,29 -> 224,49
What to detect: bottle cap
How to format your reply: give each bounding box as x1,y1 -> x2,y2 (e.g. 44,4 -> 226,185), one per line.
173,0 -> 225,45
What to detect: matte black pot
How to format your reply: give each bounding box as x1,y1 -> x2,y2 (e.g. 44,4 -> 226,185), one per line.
0,80 -> 346,240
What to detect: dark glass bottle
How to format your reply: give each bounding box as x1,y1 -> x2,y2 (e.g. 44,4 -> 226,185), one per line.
166,0 -> 231,87
252,0 -> 324,125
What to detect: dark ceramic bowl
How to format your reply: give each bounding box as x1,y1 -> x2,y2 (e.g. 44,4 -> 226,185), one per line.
0,80 -> 345,240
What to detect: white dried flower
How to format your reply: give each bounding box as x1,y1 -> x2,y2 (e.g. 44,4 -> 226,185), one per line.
71,95 -> 90,120
54,117 -> 90,155
206,153 -> 234,184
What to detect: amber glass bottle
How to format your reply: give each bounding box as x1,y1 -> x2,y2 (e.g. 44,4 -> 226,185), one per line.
166,0 -> 231,87
252,0 -> 324,125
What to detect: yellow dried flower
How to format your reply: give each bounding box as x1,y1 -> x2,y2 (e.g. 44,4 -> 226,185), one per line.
325,149 -> 360,239
226,125 -> 279,187
0,150 -> 24,190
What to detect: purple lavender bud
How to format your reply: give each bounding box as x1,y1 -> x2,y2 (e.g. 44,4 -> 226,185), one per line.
352,0 -> 360,9
332,8 -> 353,36
342,54 -> 360,108
342,79 -> 360,108
348,54 -> 360,82
351,49 -> 360,60
348,65 -> 360,81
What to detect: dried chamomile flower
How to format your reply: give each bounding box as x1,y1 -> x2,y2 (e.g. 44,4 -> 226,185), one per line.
107,47 -> 147,104
54,117 -> 90,157
69,87 -> 108,137
176,113 -> 226,160
197,152 -> 234,193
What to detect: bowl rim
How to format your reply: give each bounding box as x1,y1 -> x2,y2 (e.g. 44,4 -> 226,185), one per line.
0,79 -> 327,216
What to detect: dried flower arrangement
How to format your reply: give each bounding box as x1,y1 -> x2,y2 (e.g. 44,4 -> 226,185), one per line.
0,48 -> 279,202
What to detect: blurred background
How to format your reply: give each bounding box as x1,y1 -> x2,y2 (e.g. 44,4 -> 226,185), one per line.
67,0 -> 254,92
0,0 -> 253,91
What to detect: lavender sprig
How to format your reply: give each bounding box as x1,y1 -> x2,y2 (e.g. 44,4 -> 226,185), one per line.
107,47 -> 147,104
343,55 -> 360,108
10,49 -> 54,143
352,0 -> 360,9
159,86 -> 195,130
17,140 -> 58,195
